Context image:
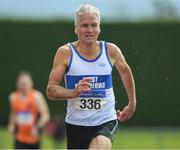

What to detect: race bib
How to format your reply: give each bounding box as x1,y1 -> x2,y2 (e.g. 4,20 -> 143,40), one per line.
16,112 -> 33,125
74,98 -> 107,110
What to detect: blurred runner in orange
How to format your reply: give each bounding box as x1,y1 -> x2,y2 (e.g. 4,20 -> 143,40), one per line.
8,71 -> 50,149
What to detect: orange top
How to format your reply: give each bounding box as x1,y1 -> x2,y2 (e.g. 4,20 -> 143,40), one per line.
11,90 -> 40,144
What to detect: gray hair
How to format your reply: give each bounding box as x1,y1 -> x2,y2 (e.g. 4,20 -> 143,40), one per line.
74,4 -> 100,26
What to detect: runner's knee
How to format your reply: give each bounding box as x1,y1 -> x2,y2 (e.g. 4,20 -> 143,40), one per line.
89,135 -> 112,149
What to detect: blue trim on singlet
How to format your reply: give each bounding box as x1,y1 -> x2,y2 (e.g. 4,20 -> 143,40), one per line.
104,41 -> 113,68
70,41 -> 103,62
66,45 -> 73,73
66,74 -> 112,89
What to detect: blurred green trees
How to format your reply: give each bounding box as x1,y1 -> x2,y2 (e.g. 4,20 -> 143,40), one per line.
0,20 -> 179,126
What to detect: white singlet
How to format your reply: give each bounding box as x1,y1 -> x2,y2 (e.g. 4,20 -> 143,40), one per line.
65,41 -> 117,126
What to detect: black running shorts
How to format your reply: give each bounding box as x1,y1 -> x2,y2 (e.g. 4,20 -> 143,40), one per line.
66,119 -> 118,149
15,139 -> 40,149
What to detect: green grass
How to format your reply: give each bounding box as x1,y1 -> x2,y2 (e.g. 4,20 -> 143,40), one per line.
113,127 -> 180,149
0,127 -> 180,149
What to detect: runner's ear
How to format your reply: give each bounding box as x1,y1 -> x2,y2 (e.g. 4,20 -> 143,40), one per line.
99,28 -> 101,34
74,27 -> 78,35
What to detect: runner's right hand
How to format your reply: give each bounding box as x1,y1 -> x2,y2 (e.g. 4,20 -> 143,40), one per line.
68,77 -> 92,98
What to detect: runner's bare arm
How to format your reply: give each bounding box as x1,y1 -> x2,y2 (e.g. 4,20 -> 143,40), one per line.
107,43 -> 136,121
35,91 -> 50,129
8,112 -> 15,133
46,45 -> 92,100
8,93 -> 16,133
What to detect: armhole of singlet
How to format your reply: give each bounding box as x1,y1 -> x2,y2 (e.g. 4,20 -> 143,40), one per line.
34,91 -> 40,106
34,90 -> 45,113
104,41 -> 113,68
65,43 -> 73,73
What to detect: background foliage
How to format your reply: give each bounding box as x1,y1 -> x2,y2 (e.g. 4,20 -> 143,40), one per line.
0,20 -> 179,126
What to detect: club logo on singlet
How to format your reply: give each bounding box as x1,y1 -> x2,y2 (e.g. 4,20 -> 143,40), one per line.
99,62 -> 106,67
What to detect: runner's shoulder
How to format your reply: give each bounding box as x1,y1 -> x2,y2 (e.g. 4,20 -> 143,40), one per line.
57,43 -> 71,55
9,92 -> 16,102
106,42 -> 122,62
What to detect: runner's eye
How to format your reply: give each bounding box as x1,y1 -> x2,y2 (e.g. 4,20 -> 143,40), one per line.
91,24 -> 97,27
81,24 -> 88,28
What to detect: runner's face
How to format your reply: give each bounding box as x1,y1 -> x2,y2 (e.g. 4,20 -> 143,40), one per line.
75,13 -> 100,44
17,75 -> 33,93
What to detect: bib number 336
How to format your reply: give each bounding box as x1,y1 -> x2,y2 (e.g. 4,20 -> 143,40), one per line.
80,99 -> 101,110
74,98 -> 106,110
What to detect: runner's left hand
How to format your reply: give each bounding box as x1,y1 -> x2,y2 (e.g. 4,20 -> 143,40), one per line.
117,105 -> 135,122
